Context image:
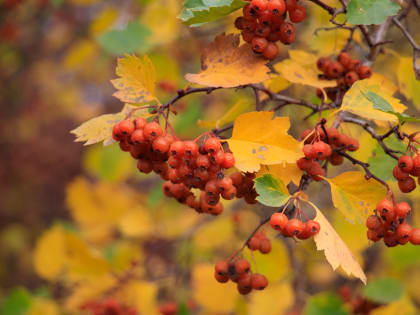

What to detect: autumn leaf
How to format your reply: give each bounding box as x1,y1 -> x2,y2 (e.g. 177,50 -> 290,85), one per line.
274,56 -> 337,90
255,174 -> 290,207
258,163 -> 304,186
185,33 -> 270,88
111,54 -> 158,104
347,0 -> 400,25
227,111 -> 302,173
397,56 -> 420,110
305,200 -> 367,284
326,171 -> 386,223
192,263 -> 238,313
197,98 -> 252,129
338,78 -> 407,124
71,104 -> 150,146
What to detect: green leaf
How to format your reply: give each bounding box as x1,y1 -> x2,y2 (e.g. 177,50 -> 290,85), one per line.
363,91 -> 419,124
368,135 -> 405,181
98,21 -> 151,55
347,0 -> 400,25
363,278 -> 403,303
304,293 -> 349,315
179,0 -> 247,26
1,288 -> 32,315
255,174 -> 289,207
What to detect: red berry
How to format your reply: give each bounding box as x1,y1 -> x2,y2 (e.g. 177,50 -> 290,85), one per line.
398,155 -> 414,173
393,166 -> 410,180
303,144 -> 314,159
137,159 -> 153,174
259,238 -> 271,254
396,223 -> 412,240
366,215 -> 382,230
268,0 -> 286,16
143,121 -> 162,141
221,152 -> 235,169
284,0 -> 296,11
258,10 -> 272,26
367,229 -> 381,242
262,42 -> 279,60
252,36 -> 268,53
270,212 -> 288,231
119,119 -> 135,136
398,177 -> 416,193
196,154 -> 210,170
413,155 -> 420,172
279,22 -> 295,44
251,0 -> 268,12
357,66 -> 372,79
169,141 -> 185,157
237,273 -> 252,290
218,176 -> 233,192
285,218 -> 304,237
152,136 -> 170,154
251,273 -> 268,290
305,220 -> 320,236
215,260 -> 229,276
204,137 -> 221,154
327,62 -> 344,78
337,52 -> 351,68
234,259 -> 251,274
214,272 -> 229,283
347,59 -> 361,72
395,202 -> 411,218
242,30 -> 255,43
248,236 -> 261,250
235,16 -> 245,30
112,124 -> 122,141
184,141 -> 199,157
255,24 -> 271,38
376,198 -> 394,214
312,141 -> 332,160
384,231 -> 399,247
297,157 -> 312,171
289,4 -> 306,23
345,71 -> 359,86
409,228 -> 420,245
317,57 -> 331,73
328,152 -> 344,165
133,117 -> 147,129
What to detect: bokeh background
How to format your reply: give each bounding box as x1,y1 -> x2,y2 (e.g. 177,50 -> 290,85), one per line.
1,0 -> 420,314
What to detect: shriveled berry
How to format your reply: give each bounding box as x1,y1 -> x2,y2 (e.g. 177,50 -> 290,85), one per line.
398,177 -> 416,193
393,166 -> 410,180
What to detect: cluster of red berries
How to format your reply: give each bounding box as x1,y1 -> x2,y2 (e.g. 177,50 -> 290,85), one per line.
393,154 -> 420,193
296,126 -> 359,181
81,298 -> 137,315
338,285 -> 381,314
270,212 -> 320,239
366,198 -> 420,246
316,52 -> 373,102
214,258 -> 268,295
247,231 -> 272,253
112,118 -> 257,215
235,0 -> 307,60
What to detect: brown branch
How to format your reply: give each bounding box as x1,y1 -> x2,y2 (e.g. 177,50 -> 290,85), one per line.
391,17 -> 420,80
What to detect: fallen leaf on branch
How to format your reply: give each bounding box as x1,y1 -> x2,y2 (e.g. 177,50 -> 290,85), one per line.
185,33 -> 270,88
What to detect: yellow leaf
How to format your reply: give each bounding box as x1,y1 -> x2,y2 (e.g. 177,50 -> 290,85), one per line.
198,99 -> 252,129
192,263 -> 238,313
248,282 -> 293,315
33,225 -> 67,281
185,33 -> 270,88
275,59 -> 337,90
89,7 -> 118,36
27,298 -> 59,315
326,171 -> 386,223
111,55 -> 157,104
305,200 -> 367,284
339,78 -> 407,124
117,281 -> 159,315
288,49 -> 319,66
118,208 -> 153,238
227,111 -> 302,173
397,56 -> 420,109
71,104 -> 150,146
371,296 -> 417,315
63,39 -> 97,70
258,163 -> 304,186
65,275 -> 117,311
141,0 -> 179,46
264,75 -> 291,93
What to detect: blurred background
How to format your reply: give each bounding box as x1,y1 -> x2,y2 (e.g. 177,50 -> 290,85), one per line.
1,0 -> 420,314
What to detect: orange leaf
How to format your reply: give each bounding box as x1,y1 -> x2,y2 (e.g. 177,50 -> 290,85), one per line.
185,33 -> 270,88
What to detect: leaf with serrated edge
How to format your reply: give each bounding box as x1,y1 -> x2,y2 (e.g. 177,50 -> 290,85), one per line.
338,78 -> 407,124
71,104 -> 150,146
255,174 -> 290,207
227,111 -> 302,173
304,200 -> 367,284
111,55 -> 157,104
185,33 -> 270,88
326,171 -> 386,223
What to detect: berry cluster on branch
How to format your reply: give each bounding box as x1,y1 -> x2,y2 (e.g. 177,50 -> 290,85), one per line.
214,258 -> 268,295
316,52 -> 372,102
112,117 -> 257,216
366,198 -> 420,246
270,212 -> 320,239
81,298 -> 137,315
235,0 -> 307,60
394,151 -> 420,193
297,125 -> 359,180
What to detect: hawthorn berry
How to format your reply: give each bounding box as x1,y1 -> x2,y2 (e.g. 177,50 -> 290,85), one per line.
398,155 -> 414,173
235,259 -> 251,274
251,273 -> 268,290
270,212 -> 288,231
143,121 -> 162,141
409,228 -> 420,245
